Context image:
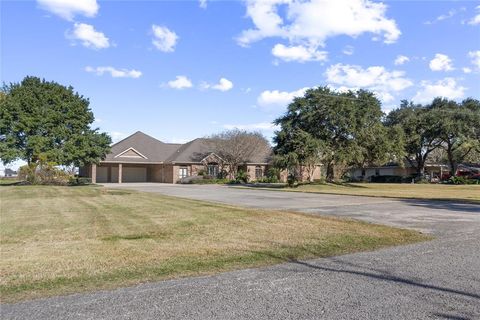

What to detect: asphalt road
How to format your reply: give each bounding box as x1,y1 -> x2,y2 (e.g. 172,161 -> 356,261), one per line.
2,184 -> 480,320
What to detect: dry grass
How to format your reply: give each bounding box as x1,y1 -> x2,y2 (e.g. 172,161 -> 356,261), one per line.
0,186 -> 429,302
248,183 -> 480,203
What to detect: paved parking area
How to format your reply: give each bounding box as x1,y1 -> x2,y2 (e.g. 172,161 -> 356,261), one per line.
3,183 -> 479,320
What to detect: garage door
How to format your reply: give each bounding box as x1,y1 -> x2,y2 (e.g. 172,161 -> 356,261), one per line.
96,167 -> 108,183
122,167 -> 147,182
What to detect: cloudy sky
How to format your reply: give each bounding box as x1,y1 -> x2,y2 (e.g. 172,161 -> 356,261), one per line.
2,0 -> 480,151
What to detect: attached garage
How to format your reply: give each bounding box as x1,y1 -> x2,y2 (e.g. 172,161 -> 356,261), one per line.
96,166 -> 109,183
122,166 -> 147,182
95,165 -> 145,183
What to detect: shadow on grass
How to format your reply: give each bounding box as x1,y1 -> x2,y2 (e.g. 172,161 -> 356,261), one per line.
0,181 -> 25,187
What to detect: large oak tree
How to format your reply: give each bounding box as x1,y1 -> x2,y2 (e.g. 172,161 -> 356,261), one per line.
274,87 -> 403,181
0,76 -> 111,167
429,98 -> 480,175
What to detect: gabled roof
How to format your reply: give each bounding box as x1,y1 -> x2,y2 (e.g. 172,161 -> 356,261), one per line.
165,138 -> 214,163
104,131 -> 181,163
102,131 -> 272,164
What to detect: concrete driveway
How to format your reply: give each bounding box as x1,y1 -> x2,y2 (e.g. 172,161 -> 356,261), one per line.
2,183 -> 480,320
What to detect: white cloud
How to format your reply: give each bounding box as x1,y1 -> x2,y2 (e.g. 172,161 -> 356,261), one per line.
429,53 -> 454,71
272,44 -> 328,62
413,78 -> 466,103
85,66 -> 142,78
325,63 -> 413,102
237,0 -> 400,61
468,5 -> 480,25
463,67 -> 472,74
223,122 -> 279,131
68,23 -> 110,49
199,0 -> 207,9
37,0 -> 98,20
394,55 -> 409,65
424,7 -> 465,25
202,78 -> 234,91
166,76 -> 193,89
342,45 -> 354,56
151,25 -> 178,52
468,50 -> 480,70
257,87 -> 309,108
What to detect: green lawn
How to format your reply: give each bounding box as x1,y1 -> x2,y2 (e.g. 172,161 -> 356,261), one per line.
0,179 -> 19,185
0,186 -> 429,302
243,183 -> 480,203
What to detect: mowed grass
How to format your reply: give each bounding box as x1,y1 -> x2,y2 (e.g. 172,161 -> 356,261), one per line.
248,183 -> 480,203
0,186 -> 429,302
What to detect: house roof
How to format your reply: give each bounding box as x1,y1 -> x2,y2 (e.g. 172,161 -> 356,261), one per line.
103,131 -> 181,163
102,131 -> 272,164
165,138 -> 213,163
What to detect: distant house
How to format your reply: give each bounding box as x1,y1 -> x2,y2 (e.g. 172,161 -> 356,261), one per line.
4,168 -> 18,178
80,131 -> 321,184
350,161 -> 449,181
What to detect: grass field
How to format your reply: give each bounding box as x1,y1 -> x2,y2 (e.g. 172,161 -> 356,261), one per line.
0,186 -> 429,302
244,183 -> 480,203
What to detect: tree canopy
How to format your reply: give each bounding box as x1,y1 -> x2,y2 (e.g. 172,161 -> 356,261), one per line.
274,86 -> 403,181
0,76 -> 111,167
209,129 -> 271,176
429,98 -> 480,175
386,98 -> 480,177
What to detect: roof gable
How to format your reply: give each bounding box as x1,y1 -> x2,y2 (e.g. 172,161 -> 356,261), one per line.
103,131 -> 181,163
115,147 -> 148,159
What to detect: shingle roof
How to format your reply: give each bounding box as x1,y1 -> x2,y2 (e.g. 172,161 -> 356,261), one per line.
102,131 -> 272,164
103,131 -> 181,163
165,138 -> 213,163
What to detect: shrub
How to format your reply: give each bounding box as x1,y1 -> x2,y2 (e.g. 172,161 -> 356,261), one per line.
235,170 -> 249,184
447,176 -> 479,185
193,178 -> 231,184
266,168 -> 280,182
18,162 -> 72,185
369,175 -> 403,183
68,177 -> 92,186
255,177 -> 280,183
287,173 -> 297,187
18,164 -> 38,184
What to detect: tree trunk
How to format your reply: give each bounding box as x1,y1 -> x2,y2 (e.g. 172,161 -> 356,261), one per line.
416,155 -> 426,181
446,145 -> 456,176
326,162 -> 335,182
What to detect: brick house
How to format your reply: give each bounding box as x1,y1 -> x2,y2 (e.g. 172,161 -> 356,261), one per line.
80,131 -> 280,183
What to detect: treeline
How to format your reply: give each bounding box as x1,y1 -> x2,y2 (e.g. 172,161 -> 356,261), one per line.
273,87 -> 480,182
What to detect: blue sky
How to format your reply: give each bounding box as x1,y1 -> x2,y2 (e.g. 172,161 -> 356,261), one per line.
1,0 -> 480,171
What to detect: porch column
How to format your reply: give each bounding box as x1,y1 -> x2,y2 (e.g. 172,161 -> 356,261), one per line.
118,163 -> 123,183
91,164 -> 97,184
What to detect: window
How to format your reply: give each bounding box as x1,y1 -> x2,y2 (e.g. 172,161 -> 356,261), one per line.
207,164 -> 219,177
179,167 -> 188,179
361,169 -> 366,176
375,168 -> 380,176
255,166 -> 263,179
